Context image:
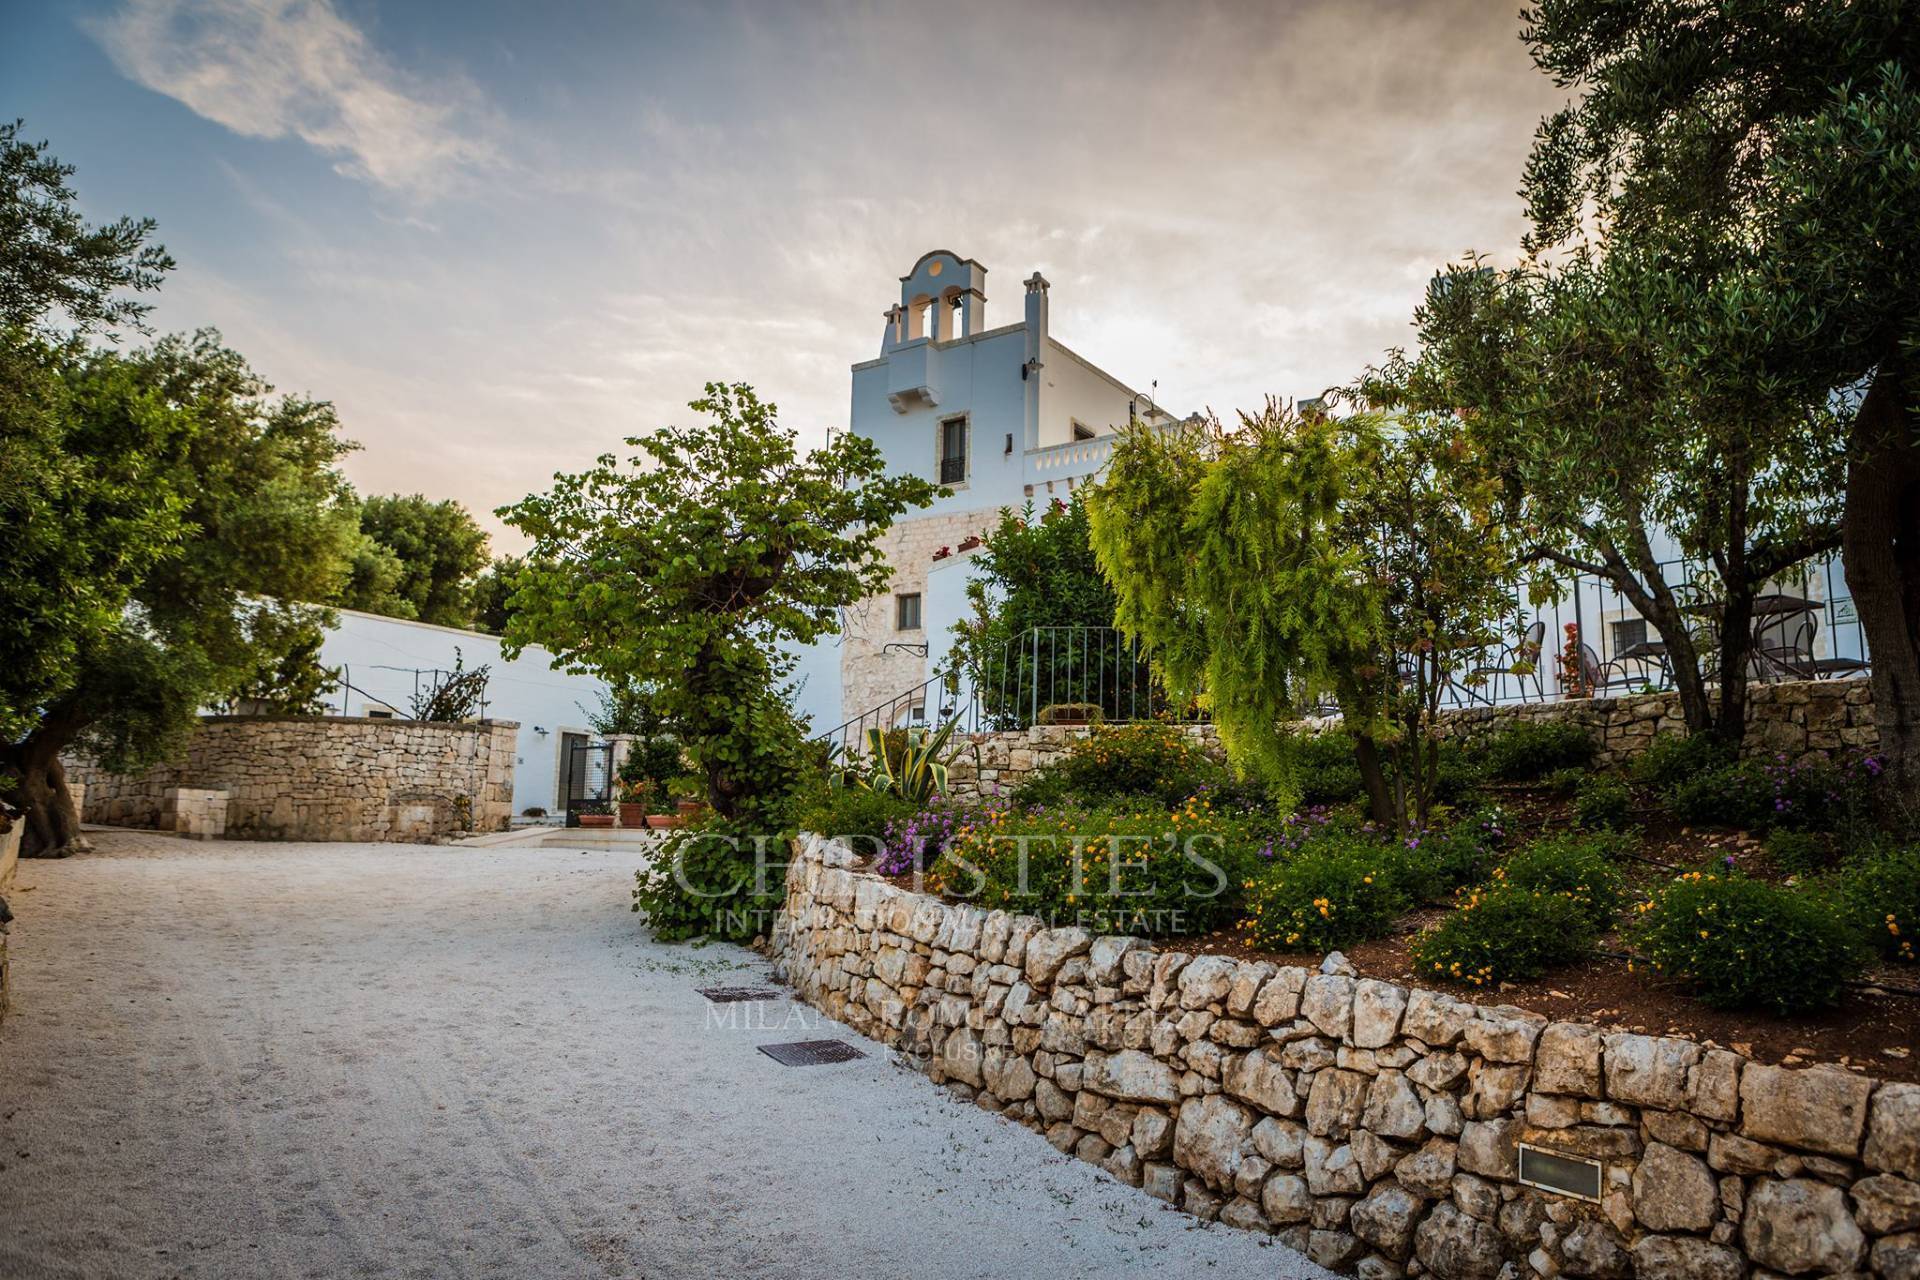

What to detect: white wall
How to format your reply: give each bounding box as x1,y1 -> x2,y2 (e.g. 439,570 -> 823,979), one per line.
320,608 -> 608,816
782,632 -> 846,736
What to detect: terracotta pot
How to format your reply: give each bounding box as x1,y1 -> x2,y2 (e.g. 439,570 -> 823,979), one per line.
577,813 -> 615,828
676,799 -> 704,817
645,814 -> 684,830
617,802 -> 648,828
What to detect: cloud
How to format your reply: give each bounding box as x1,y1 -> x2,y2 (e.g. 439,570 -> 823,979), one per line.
90,0 -> 497,196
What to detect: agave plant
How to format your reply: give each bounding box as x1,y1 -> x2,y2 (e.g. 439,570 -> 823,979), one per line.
856,721 -> 961,803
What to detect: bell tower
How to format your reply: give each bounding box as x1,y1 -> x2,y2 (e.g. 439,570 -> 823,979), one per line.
883,250 -> 987,354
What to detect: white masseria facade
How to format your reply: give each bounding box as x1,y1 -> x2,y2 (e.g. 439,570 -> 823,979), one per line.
786,250 -> 1180,736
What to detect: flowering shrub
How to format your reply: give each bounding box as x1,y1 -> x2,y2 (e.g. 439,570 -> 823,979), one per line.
874,792 -> 1005,876
1011,721 -> 1224,810
1629,872 -> 1864,1013
1835,845 -> 1920,963
1406,831 -> 1624,987
925,799 -> 1257,936
1496,832 -> 1627,931
1635,736 -> 1881,837
1238,837 -> 1412,952
1408,881 -> 1601,987
1392,807 -> 1508,901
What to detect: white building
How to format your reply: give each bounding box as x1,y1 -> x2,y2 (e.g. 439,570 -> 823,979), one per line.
791,250 -> 1180,736
319,608 -> 609,816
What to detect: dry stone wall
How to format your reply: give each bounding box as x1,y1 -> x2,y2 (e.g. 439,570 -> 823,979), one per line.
774,835 -> 1920,1279
943,678 -> 1876,798
68,716 -> 517,842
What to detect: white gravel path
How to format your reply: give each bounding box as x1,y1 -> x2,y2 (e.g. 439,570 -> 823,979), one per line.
0,830 -> 1332,1280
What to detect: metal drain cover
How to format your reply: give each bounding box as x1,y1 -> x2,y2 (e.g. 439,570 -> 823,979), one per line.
758,1039 -> 865,1067
698,986 -> 783,1004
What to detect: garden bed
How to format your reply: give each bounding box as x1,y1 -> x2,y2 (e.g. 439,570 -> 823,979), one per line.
837,720 -> 1920,1086
872,856 -> 1920,1084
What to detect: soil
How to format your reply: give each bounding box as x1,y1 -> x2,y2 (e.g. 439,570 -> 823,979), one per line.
880,779 -> 1920,1084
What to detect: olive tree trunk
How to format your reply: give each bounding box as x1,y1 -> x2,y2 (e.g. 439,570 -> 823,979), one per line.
1842,354 -> 1920,826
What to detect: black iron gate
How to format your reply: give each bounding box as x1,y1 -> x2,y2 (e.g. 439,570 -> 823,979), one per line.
563,739 -> 614,823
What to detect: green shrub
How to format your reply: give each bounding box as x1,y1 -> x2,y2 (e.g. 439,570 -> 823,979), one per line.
926,802 -> 1258,937
1660,752 -> 1876,834
1667,759 -> 1776,829
1288,729 -> 1480,809
1394,810 -> 1507,902
1575,772 -> 1633,829
1293,730 -> 1366,805
1478,719 -> 1595,781
1409,880 -> 1603,988
1543,767 -> 1585,797
1631,733 -> 1736,793
1630,872 -> 1865,1013
1239,836 -> 1411,952
1010,722 -> 1224,810
1497,832 -> 1627,931
632,818 -> 788,942
1764,828 -> 1832,878
793,783 -> 918,857
1834,845 -> 1920,963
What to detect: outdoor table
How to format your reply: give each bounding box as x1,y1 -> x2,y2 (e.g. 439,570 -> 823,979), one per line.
1616,640 -> 1673,687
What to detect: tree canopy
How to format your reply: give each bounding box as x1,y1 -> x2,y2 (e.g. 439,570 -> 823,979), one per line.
0,124 -> 360,853
949,494 -> 1120,725
0,120 -> 173,336
1087,405 -> 1519,830
498,382 -> 938,824
1495,0 -> 1918,801
340,493 -> 491,628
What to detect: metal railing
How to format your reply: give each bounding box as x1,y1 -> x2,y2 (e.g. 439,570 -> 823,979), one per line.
817,626 -> 1195,754
1450,551 -> 1867,709
818,552 -> 1870,751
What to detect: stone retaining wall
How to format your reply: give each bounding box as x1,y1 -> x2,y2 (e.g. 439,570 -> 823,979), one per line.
773,835 -> 1920,1279
943,678 -> 1877,798
68,715 -> 517,842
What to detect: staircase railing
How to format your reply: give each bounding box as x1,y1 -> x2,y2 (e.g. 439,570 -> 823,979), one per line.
815,626 -> 1199,753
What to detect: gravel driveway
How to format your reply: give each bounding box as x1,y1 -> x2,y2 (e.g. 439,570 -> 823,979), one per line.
0,830 -> 1330,1280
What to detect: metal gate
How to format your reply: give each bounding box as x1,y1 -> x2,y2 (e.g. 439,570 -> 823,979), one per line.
563,738 -> 614,822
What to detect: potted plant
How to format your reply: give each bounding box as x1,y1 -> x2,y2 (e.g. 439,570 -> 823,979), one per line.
619,736 -> 682,828
576,802 -> 615,828
615,776 -> 651,829
668,774 -> 706,819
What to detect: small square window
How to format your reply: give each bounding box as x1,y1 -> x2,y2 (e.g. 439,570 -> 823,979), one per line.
1611,617 -> 1648,653
1072,420 -> 1096,441
896,593 -> 922,631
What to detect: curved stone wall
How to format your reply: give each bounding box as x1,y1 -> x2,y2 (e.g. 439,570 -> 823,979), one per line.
773,835 -> 1920,1279
68,715 -> 517,842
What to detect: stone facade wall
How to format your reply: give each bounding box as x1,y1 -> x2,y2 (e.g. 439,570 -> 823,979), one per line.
68,716 -> 518,842
940,678 -> 1877,798
839,512 -> 998,726
946,722 -> 1224,798
1433,678 -> 1877,770
774,836 -> 1920,1279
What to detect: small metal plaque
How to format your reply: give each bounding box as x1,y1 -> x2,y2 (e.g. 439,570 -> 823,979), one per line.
1518,1144 -> 1604,1202
697,986 -> 783,1004
757,1039 -> 866,1067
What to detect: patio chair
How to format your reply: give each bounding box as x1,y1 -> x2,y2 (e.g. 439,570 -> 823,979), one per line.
1466,619 -> 1546,704
1754,614 -> 1870,681
1579,643 -> 1657,697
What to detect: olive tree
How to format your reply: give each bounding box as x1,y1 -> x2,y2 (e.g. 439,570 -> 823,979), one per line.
1514,0 -> 1919,801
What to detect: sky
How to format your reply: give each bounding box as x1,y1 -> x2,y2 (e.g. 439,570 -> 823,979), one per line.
6,0 -> 1567,552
